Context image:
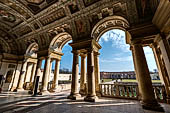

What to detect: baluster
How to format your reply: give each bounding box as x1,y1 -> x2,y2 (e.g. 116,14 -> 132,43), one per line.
126,86 -> 129,97
119,86 -> 122,96
136,85 -> 139,99
116,84 -> 120,96
162,86 -> 166,102
102,84 -> 104,95
111,84 -> 114,96
99,84 -> 102,95
107,84 -> 110,95
131,87 -> 134,97
113,84 -> 116,96
104,84 -> 106,95
122,85 -> 125,97
155,86 -> 160,100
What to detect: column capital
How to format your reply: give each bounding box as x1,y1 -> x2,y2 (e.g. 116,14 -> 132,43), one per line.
80,53 -> 86,58
72,50 -> 79,55
86,48 -> 94,53
94,51 -> 100,56
45,56 -> 51,59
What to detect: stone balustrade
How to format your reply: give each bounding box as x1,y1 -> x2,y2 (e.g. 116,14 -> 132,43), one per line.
99,83 -> 167,103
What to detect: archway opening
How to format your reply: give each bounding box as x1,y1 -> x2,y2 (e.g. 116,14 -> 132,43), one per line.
143,47 -> 161,82
98,29 -> 135,83
40,32 -> 73,92
51,40 -> 73,85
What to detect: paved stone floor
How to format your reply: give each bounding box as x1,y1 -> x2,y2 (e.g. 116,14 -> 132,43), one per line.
0,90 -> 170,113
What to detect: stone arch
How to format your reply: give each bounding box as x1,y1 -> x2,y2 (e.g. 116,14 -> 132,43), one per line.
0,37 -> 11,53
25,42 -> 39,58
49,32 -> 72,52
91,16 -> 130,42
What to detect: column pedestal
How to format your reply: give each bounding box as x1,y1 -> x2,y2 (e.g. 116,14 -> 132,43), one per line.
133,44 -> 164,112
67,51 -> 81,100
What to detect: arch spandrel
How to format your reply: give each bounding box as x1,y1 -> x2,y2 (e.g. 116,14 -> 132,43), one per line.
49,32 -> 72,53
25,42 -> 39,58
91,16 -> 130,42
0,37 -> 11,54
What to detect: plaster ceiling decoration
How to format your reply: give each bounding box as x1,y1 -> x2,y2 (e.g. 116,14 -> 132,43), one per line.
0,9 -> 16,23
83,0 -> 99,7
0,0 -> 163,55
39,8 -> 66,26
0,8 -> 23,28
26,0 -> 44,4
68,2 -> 79,14
0,0 -> 31,19
18,0 -> 59,14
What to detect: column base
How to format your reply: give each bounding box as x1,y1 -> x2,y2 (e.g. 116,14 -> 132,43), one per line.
49,89 -> 60,93
141,101 -> 164,112
79,89 -> 87,96
13,88 -> 24,92
166,96 -> 170,104
96,91 -> 102,97
67,93 -> 81,100
38,90 -> 50,95
84,95 -> 98,102
28,90 -> 33,94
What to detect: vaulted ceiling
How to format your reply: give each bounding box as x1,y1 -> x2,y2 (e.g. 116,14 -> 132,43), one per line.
0,0 -> 162,55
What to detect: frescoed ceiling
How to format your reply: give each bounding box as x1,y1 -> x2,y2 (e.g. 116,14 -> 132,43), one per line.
0,0 -> 163,55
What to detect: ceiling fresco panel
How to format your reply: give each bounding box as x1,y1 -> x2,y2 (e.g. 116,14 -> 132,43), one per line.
26,0 -> 44,4
83,0 -> 100,7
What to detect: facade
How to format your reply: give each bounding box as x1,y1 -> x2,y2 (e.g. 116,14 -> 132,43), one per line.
100,71 -> 160,80
0,0 -> 170,112
101,71 -> 136,79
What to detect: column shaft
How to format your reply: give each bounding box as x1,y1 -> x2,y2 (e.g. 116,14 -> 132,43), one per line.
41,57 -> 51,93
52,59 -> 60,91
30,63 -> 37,83
94,52 -> 100,96
152,44 -> 170,103
130,46 -> 141,100
84,49 -> 97,102
67,51 -> 80,100
17,61 -> 27,90
33,60 -> 42,87
159,38 -> 170,80
80,54 -> 86,95
133,44 -> 163,111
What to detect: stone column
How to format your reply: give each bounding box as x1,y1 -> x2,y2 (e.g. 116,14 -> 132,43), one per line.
67,50 -> 80,100
29,59 -> 42,94
132,44 -> 164,111
48,60 -> 53,82
84,49 -> 97,102
17,60 -> 28,91
79,53 -> 87,95
159,37 -> 170,81
41,56 -> 51,94
130,46 -> 142,100
94,52 -> 101,96
152,44 -> 170,103
30,63 -> 37,83
52,59 -> 60,91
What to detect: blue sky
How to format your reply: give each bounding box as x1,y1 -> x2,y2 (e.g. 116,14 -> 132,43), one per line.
43,29 -> 157,72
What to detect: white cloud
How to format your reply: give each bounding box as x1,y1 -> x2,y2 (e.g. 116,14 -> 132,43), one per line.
100,30 -> 130,52
100,56 -> 132,63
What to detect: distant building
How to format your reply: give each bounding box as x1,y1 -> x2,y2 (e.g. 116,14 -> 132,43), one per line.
100,71 -> 160,80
